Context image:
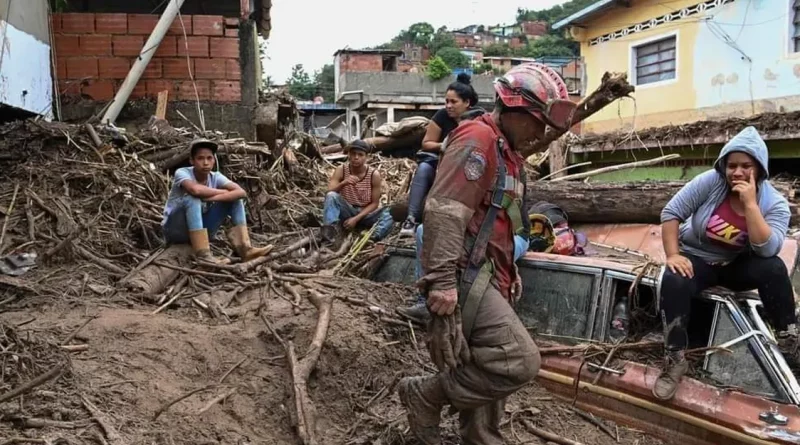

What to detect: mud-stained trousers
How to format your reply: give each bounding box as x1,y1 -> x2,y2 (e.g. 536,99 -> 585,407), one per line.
438,285 -> 540,444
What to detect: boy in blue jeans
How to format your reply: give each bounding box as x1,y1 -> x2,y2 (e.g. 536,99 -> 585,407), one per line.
162,139 -> 271,263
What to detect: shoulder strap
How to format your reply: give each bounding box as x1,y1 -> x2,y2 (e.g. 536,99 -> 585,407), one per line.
461,137 -> 507,288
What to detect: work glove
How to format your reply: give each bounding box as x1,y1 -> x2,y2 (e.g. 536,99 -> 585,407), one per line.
427,306 -> 471,372
511,263 -> 523,304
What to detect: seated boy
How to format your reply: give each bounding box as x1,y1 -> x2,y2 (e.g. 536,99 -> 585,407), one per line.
321,140 -> 394,243
162,139 -> 270,262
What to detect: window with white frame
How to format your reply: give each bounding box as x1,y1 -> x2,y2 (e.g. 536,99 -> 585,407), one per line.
633,35 -> 676,85
793,0 -> 800,52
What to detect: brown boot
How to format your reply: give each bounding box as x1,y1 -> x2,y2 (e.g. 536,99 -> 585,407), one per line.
188,229 -> 226,264
397,376 -> 445,444
229,225 -> 272,262
652,349 -> 688,401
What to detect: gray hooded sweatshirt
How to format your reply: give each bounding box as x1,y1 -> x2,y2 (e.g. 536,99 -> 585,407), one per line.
661,126 -> 790,264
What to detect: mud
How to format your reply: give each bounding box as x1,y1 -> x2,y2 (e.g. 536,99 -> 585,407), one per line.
0,278 -> 663,445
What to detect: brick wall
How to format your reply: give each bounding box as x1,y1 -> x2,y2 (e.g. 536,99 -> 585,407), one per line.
338,54 -> 384,73
52,12 -> 243,103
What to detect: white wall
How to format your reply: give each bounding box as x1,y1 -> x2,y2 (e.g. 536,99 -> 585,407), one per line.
0,0 -> 52,118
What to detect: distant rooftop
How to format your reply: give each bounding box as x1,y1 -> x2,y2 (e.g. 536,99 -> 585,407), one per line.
333,49 -> 404,56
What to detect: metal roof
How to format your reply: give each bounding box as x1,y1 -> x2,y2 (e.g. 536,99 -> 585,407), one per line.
552,0 -> 625,30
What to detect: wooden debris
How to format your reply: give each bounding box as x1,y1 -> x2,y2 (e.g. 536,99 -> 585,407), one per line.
523,419 -> 586,445
262,288 -> 334,445
0,365 -> 64,404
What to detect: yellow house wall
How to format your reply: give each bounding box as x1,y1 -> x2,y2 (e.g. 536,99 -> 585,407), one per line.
576,0 -> 800,134
578,0 -> 700,134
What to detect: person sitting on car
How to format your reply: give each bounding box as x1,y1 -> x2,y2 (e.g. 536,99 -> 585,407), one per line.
399,73 -> 479,237
655,126 -> 797,401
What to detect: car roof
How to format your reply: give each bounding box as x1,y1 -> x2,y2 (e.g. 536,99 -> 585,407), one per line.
521,223 -> 799,278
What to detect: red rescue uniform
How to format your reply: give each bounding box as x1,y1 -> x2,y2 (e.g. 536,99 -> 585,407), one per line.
419,113 -> 524,300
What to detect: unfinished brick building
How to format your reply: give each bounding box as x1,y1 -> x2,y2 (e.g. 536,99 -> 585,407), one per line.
51,0 -> 271,138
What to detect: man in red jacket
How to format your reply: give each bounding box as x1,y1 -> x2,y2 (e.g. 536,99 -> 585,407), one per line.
398,63 -> 576,445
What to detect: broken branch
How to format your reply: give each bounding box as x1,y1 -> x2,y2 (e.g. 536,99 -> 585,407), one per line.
522,419 -> 585,445
550,154 -> 680,182
522,71 -> 635,158
0,364 -> 63,404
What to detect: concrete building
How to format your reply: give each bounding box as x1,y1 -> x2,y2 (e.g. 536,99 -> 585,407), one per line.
52,0 -> 271,138
521,21 -> 549,40
553,0 -> 800,180
334,48 -> 497,139
298,102 -> 347,139
0,0 -> 53,119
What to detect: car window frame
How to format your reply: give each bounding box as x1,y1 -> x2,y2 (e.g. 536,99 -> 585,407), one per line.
516,258 -> 604,341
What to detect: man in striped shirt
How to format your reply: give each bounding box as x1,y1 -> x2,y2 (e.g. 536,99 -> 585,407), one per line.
321,140 -> 394,244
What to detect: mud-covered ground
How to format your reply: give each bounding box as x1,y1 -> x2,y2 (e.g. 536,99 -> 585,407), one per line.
0,277 -> 663,445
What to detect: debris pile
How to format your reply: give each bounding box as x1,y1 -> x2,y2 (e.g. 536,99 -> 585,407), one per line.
0,116 -> 666,445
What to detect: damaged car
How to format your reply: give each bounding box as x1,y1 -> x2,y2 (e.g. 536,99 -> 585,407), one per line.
373,223 -> 800,445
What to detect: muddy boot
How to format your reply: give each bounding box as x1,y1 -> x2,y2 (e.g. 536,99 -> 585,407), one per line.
229,225 -> 272,262
396,295 -> 431,324
652,349 -> 688,401
777,328 -> 800,369
397,376 -> 446,445
188,229 -> 227,264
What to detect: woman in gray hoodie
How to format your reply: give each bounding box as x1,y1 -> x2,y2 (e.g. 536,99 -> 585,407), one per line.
655,126 -> 796,401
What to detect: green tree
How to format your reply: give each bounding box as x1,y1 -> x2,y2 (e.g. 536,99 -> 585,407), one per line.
429,31 -> 457,56
523,35 -> 577,58
404,22 -> 435,46
517,0 -> 600,24
287,64 -> 315,101
483,44 -> 512,57
313,64 -> 335,102
436,47 -> 471,69
426,56 -> 451,81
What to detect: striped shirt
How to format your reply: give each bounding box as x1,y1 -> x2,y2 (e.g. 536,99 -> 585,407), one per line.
340,164 -> 374,208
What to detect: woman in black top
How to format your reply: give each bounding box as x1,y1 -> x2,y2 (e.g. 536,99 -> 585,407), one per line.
400,73 -> 479,236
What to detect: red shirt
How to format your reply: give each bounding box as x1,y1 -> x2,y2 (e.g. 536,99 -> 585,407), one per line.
706,197 -> 749,249
419,114 -> 524,300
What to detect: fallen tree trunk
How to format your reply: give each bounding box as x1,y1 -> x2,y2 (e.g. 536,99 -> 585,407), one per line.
526,181 -> 798,225
521,71 -> 635,159
320,129 -> 427,156
121,245 -> 193,302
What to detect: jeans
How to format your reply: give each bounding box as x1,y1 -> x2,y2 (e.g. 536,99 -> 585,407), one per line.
660,252 -> 796,350
413,224 -> 530,304
163,195 -> 246,244
407,159 -> 438,222
323,192 -> 394,241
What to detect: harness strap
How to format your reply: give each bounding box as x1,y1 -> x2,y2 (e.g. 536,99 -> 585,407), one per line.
459,138 -> 507,299
460,261 -> 494,337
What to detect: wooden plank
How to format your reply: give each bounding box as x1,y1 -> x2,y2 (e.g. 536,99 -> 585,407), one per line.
155,90 -> 169,120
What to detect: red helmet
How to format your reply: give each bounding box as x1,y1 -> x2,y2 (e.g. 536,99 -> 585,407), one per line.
494,62 -> 576,130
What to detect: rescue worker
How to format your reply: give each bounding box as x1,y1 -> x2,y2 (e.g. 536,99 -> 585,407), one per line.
321,139 -> 394,243
398,63 -> 577,444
